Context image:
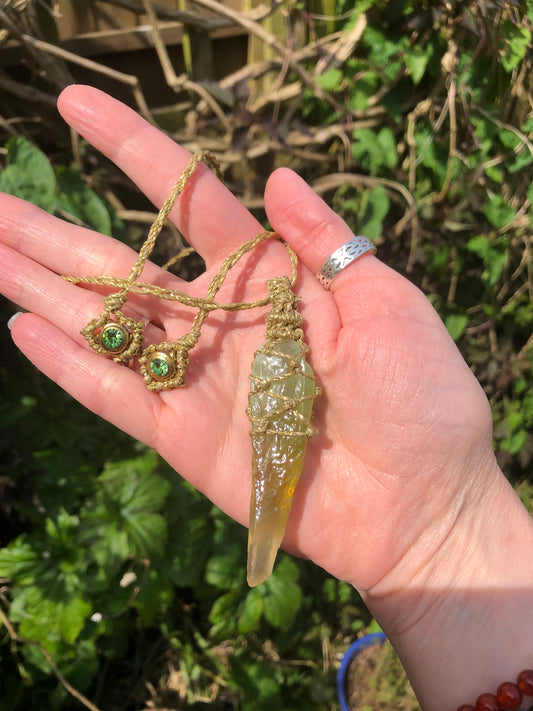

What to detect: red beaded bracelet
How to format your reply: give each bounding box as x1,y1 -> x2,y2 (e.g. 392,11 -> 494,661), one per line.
457,669 -> 533,711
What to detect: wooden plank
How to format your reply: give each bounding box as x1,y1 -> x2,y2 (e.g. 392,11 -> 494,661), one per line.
245,0 -> 287,93
57,0 -> 245,40
92,2 -> 141,31
56,0 -> 99,38
58,22 -> 246,57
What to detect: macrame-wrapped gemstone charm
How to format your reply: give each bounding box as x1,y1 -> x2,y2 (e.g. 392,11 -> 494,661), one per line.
139,333 -> 197,391
246,277 -> 319,587
81,305 -> 145,363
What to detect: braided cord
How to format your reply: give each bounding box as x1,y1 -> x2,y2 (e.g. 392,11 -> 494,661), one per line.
64,150 -> 299,386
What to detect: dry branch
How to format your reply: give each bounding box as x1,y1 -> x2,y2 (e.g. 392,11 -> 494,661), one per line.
140,0 -> 232,135
314,12 -> 366,74
21,34 -> 155,123
190,0 -> 335,104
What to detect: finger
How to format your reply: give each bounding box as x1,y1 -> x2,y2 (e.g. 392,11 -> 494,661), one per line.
57,85 -> 262,265
0,242 -> 167,345
0,192 -> 220,331
0,191 -> 187,290
265,168 -> 394,327
9,312 -> 162,446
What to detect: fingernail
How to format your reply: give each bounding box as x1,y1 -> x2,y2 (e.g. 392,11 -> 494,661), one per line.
7,312 -> 23,330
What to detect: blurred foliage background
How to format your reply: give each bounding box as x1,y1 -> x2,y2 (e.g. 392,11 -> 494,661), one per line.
0,1 -> 532,709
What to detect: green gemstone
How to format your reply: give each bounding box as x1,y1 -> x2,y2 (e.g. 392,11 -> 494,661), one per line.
150,356 -> 171,379
100,325 -> 127,353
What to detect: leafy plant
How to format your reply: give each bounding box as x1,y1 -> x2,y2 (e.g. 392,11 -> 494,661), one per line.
300,0 -> 533,482
0,136 -> 121,236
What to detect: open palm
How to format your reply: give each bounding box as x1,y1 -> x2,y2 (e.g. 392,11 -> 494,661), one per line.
0,86 -> 499,595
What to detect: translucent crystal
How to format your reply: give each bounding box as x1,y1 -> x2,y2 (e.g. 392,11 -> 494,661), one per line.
247,338 -> 316,586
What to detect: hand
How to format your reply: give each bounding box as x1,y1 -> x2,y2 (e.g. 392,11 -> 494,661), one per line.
0,86 -> 500,597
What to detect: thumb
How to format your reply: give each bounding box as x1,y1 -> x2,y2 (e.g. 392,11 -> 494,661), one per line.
264,168 -> 385,325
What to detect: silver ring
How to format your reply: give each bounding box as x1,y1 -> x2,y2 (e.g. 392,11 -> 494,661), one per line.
316,235 -> 376,289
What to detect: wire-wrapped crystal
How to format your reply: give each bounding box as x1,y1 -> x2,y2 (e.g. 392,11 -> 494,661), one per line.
246,277 -> 319,586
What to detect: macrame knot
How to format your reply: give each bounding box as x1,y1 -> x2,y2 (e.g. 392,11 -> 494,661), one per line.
67,150 -> 302,403
265,277 -> 304,344
173,332 -> 199,381
103,292 -> 128,312
80,306 -> 145,362
138,330 -> 201,391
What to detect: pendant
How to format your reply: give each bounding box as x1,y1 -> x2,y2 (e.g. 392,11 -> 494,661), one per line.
81,308 -> 145,363
246,277 -> 319,586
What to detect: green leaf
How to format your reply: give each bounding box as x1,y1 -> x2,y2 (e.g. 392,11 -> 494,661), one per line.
499,129 -> 521,150
156,474 -> 214,588
508,147 -> 533,174
403,44 -> 430,85
323,577 -> 354,606
231,659 -> 284,711
168,514 -> 213,588
238,586 -> 264,633
204,515 -> 246,588
11,584 -> 91,646
0,136 -> 55,211
100,451 -> 170,511
485,195 -> 515,229
363,26 -> 400,66
56,168 -> 113,235
467,234 -> 490,258
263,556 -> 302,628
445,314 -> 468,341
352,127 -> 398,173
499,19 -> 531,73
471,114 -> 497,156
205,543 -> 245,588
501,429 -> 527,454
365,618 -> 384,634
315,68 -> 343,92
349,72 -> 380,112
208,588 -> 240,638
24,597 -> 91,646
413,122 -> 448,185
0,536 -> 40,584
360,186 -> 389,240
467,234 -> 508,287
82,451 -> 171,559
133,568 -> 174,625
485,165 -> 502,184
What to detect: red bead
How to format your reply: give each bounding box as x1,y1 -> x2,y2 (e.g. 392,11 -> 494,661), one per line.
457,706 -> 475,711
475,693 -> 502,711
518,670 -> 533,696
497,682 -> 522,709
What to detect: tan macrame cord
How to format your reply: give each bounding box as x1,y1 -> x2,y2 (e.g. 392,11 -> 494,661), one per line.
64,149 -> 318,445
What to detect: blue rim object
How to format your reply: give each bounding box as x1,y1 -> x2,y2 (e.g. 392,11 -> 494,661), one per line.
337,632 -> 387,711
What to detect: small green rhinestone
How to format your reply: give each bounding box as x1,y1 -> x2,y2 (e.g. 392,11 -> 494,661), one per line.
150,356 -> 171,379
100,325 -> 127,352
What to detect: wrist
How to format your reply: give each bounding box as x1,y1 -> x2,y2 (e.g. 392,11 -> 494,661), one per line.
362,460 -> 533,711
